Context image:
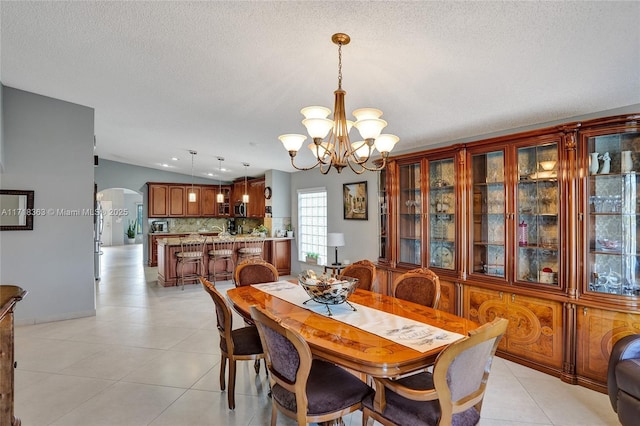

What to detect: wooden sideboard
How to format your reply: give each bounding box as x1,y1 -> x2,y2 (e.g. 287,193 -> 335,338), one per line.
0,286 -> 26,426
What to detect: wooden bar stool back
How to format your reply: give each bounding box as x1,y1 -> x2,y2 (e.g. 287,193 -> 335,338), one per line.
208,237 -> 236,283
175,234 -> 207,290
237,237 -> 265,263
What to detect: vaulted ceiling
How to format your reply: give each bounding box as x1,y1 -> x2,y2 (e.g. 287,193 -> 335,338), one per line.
2,1 -> 639,180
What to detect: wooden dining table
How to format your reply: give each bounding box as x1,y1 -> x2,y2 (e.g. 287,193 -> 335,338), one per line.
226,284 -> 479,379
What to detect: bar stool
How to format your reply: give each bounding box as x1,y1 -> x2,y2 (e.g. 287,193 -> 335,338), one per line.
237,237 -> 264,263
175,234 -> 207,290
208,236 -> 236,284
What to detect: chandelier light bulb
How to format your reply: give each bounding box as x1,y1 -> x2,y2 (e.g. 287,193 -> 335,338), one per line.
354,118 -> 387,140
279,134 -> 307,153
351,141 -> 370,159
352,108 -> 383,120
302,118 -> 334,139
301,106 -> 331,119
374,134 -> 400,154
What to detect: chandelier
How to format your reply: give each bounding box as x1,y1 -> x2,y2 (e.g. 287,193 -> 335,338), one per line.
279,33 -> 399,174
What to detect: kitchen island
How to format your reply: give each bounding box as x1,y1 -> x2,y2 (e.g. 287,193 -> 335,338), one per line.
156,235 -> 292,287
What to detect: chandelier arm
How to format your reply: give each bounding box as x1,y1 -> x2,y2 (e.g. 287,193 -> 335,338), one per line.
290,156 -> 324,172
345,154 -> 388,174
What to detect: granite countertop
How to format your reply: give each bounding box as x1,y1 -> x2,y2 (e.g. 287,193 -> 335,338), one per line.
156,235 -> 293,246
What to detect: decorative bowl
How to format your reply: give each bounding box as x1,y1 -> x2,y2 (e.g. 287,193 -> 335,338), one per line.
298,270 -> 358,306
539,160 -> 557,171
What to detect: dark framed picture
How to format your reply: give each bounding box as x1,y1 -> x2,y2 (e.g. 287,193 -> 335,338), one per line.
343,181 -> 368,220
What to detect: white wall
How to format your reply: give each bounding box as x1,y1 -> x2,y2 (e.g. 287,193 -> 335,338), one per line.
1,87 -> 95,324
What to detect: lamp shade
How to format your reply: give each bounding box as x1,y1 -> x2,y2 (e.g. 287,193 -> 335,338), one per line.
327,232 -> 345,247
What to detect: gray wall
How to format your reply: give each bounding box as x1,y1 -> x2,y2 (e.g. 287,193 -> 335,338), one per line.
290,168 -> 379,275
95,158 -> 228,263
1,87 -> 95,324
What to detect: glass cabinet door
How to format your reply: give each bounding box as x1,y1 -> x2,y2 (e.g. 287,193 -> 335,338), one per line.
471,151 -> 506,278
378,168 -> 389,262
428,158 -> 456,270
586,130 -> 640,297
398,162 -> 422,265
516,143 -> 561,287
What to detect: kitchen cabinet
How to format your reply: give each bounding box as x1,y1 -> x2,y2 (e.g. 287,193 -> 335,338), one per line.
231,178 -> 265,218
185,186 -> 201,216
201,187 -> 217,217
148,184 -> 168,217
248,178 -> 265,217
147,183 -> 234,218
264,238 -> 292,275
168,186 -> 186,216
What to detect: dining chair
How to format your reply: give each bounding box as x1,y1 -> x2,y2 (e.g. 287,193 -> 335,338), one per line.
340,259 -> 377,292
250,305 -> 374,426
234,258 -> 278,287
362,317 -> 509,426
208,236 -> 235,284
200,277 -> 265,410
392,267 -> 441,309
175,234 -> 207,290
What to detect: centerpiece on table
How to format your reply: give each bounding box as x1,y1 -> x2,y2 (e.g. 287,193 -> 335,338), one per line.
298,269 -> 358,316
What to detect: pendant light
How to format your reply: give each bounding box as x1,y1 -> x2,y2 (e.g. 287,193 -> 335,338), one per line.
188,150 -> 197,202
242,162 -> 250,203
216,156 -> 225,203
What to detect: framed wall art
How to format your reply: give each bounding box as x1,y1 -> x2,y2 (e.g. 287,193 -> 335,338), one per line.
343,181 -> 368,220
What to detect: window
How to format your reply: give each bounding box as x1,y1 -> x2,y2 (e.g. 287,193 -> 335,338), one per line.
137,204 -> 143,234
298,188 -> 328,265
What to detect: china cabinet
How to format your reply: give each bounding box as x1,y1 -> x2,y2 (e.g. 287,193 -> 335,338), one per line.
581,127 -> 640,301
376,112 -> 640,393
393,149 -> 462,272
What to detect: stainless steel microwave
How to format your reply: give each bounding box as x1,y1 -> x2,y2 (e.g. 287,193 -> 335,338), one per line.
234,202 -> 246,217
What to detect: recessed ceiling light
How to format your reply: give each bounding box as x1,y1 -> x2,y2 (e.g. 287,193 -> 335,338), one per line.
207,172 -> 214,176
161,163 -> 170,167
171,157 -> 179,161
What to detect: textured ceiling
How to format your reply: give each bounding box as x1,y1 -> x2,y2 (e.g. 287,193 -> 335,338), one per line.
2,1 -> 639,180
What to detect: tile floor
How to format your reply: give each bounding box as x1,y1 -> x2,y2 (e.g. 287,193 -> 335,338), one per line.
14,245 -> 619,425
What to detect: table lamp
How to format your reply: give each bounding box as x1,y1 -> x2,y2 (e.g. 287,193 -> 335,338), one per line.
327,232 -> 345,266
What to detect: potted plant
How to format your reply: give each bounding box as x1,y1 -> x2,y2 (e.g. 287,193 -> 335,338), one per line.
126,220 -> 137,243
286,224 -> 294,238
255,224 -> 269,238
306,252 -> 319,264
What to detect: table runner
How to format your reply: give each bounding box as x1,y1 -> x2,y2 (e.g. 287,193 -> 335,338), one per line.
252,281 -> 464,353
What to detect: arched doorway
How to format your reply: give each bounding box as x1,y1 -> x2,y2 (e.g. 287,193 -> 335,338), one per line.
97,188 -> 143,246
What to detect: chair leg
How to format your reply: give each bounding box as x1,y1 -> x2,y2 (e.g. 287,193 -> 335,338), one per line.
228,359 -> 236,410
219,354 -> 227,391
362,407 -> 375,426
254,359 -> 260,374
270,401 -> 278,426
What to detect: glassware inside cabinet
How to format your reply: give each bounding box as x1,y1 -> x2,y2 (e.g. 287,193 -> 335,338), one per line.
399,162 -> 422,265
378,168 -> 388,261
516,144 -> 560,286
471,151 -> 505,277
429,158 -> 455,270
587,129 -> 640,296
